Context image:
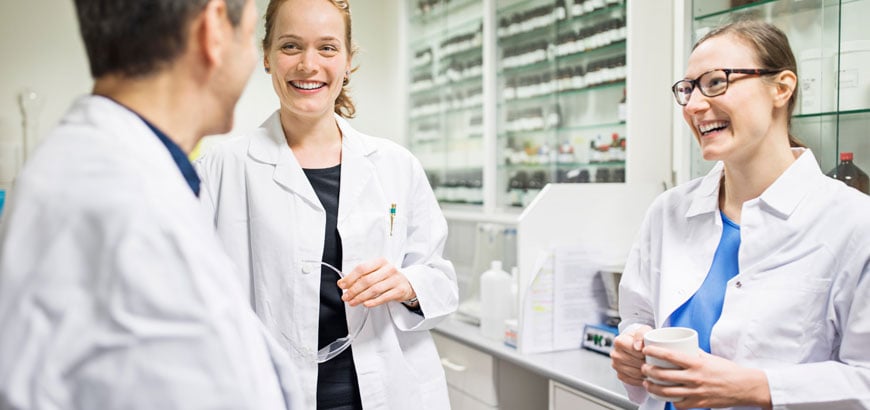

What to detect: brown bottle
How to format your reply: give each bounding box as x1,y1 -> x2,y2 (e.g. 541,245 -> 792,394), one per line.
827,152 -> 870,194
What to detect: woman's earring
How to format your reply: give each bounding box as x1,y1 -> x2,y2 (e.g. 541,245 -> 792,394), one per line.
265,67 -> 270,74
343,70 -> 350,86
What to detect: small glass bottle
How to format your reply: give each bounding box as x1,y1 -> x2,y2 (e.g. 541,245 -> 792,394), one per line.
827,152 -> 869,194
617,87 -> 627,123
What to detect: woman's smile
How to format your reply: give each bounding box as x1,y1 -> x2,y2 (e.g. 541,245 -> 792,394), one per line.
290,80 -> 327,92
696,120 -> 731,137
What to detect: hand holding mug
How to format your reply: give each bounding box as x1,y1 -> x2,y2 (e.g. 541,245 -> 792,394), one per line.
610,324 -> 652,386
642,327 -> 699,402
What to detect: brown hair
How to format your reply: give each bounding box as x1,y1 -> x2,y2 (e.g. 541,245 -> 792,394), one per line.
262,0 -> 358,118
695,20 -> 804,148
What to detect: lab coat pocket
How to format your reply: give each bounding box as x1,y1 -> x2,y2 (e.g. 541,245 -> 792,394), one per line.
743,249 -> 834,363
340,209 -> 386,262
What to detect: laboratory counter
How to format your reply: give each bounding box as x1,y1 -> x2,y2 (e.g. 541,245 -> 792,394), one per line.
433,317 -> 636,409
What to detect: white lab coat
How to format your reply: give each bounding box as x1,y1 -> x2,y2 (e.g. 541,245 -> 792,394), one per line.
619,149 -> 870,410
195,112 -> 458,409
0,96 -> 300,410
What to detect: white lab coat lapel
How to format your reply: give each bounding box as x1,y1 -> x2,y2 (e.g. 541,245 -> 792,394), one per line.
248,112 -> 323,210
332,117 -> 384,373
738,151 -> 815,276
335,115 -> 377,227
657,163 -> 723,327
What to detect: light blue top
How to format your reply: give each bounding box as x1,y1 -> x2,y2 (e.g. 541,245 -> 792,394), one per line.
668,211 -> 741,351
666,211 -> 740,410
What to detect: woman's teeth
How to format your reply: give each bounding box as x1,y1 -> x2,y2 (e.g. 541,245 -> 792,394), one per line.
699,121 -> 729,136
291,81 -> 325,90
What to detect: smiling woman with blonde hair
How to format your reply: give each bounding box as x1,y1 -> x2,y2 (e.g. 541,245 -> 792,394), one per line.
195,0 -> 458,408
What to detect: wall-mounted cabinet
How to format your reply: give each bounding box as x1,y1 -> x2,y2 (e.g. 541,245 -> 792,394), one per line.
683,0 -> 870,187
408,0 -> 485,205
496,0 -> 627,208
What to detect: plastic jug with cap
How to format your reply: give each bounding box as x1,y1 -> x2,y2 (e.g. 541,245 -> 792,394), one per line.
480,260 -> 513,341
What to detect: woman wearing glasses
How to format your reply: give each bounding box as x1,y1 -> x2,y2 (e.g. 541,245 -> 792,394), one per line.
611,20 -> 870,409
196,0 -> 457,408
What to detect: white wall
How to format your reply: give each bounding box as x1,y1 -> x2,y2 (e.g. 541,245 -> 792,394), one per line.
0,0 -> 404,189
0,0 -> 91,188
345,0 -> 404,143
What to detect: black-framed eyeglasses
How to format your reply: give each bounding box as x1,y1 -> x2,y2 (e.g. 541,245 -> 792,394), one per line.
671,68 -> 783,106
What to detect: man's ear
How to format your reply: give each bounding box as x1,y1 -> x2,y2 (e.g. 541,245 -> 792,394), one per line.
198,0 -> 231,68
772,69 -> 797,109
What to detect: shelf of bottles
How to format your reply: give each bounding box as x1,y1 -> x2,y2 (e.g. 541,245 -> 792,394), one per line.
408,0 -> 485,205
496,0 -> 628,208
688,0 -> 870,194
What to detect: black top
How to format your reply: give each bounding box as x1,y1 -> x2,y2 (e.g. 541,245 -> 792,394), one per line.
303,164 -> 363,410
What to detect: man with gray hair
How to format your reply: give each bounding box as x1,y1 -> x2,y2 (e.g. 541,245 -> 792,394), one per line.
0,0 -> 298,408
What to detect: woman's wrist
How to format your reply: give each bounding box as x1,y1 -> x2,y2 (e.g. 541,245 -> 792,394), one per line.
743,368 -> 772,409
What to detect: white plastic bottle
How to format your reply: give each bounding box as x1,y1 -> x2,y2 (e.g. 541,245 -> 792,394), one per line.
479,260 -> 514,341
509,266 -> 519,319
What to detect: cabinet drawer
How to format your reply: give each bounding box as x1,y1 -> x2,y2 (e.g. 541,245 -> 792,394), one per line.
448,385 -> 498,410
549,381 -> 620,410
433,333 -> 498,406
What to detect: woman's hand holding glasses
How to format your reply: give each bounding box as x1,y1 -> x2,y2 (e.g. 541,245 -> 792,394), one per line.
338,257 -> 417,308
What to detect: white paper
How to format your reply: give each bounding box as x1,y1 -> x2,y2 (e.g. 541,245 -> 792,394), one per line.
518,243 -> 623,354
552,244 -> 610,351
518,250 -> 555,353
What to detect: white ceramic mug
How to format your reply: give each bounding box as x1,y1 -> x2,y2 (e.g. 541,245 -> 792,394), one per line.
643,327 -> 699,402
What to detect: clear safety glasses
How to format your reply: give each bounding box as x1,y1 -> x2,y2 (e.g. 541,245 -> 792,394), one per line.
303,260 -> 370,363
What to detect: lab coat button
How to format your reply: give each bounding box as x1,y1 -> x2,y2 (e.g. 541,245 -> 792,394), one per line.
735,281 -> 742,288
301,263 -> 314,274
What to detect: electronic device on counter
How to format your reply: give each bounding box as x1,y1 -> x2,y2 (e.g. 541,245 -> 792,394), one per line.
582,323 -> 619,355
581,270 -> 622,356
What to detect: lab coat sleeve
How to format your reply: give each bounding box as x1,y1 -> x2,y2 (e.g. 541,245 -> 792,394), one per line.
763,244 -> 870,409
68,207 -> 292,409
387,157 -> 459,331
617,198 -> 659,405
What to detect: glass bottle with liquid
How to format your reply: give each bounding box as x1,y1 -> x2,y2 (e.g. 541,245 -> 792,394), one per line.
617,87 -> 626,123
827,152 -> 869,195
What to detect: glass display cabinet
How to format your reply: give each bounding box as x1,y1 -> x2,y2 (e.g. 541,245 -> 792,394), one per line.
495,0 -> 628,208
407,0 -> 485,205
403,1 -> 673,212
687,0 -> 870,187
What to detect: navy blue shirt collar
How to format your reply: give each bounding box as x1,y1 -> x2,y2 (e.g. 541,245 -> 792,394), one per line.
137,118 -> 200,197
97,102 -> 200,199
